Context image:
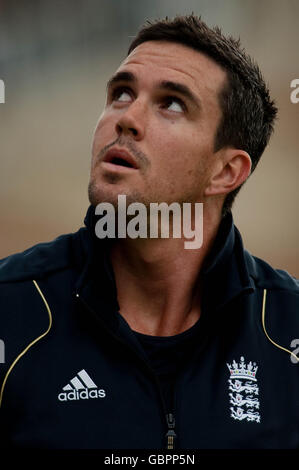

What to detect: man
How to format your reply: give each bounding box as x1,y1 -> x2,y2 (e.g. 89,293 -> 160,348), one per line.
0,15 -> 298,450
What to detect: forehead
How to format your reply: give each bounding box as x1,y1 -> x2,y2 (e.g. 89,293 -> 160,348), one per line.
116,40 -> 227,100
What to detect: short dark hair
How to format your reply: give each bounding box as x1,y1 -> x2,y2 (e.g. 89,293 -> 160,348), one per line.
128,15 -> 278,216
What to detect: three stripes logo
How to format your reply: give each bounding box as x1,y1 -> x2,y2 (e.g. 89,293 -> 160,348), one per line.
58,369 -> 106,402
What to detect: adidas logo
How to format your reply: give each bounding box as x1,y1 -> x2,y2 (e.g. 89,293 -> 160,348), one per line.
58,369 -> 106,402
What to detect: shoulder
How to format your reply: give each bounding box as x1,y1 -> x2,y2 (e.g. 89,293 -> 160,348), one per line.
0,227 -> 89,380
245,250 -> 299,347
0,227 -> 88,284
240,248 -> 299,360
244,249 -> 298,294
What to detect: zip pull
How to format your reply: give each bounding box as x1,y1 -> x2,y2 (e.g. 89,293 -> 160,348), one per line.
165,413 -> 176,449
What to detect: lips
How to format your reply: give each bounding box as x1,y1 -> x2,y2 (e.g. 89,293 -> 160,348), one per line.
103,148 -> 138,169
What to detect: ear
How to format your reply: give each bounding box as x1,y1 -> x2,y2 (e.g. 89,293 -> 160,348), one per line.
204,148 -> 252,197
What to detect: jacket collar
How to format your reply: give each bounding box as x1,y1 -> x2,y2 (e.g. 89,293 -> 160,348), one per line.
200,212 -> 255,315
75,205 -> 119,331
76,205 -> 255,327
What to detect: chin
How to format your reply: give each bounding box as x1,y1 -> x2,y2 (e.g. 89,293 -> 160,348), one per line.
87,180 -> 140,210
88,181 -> 116,207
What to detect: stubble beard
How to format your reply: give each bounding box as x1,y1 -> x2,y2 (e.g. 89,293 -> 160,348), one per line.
88,178 -> 146,209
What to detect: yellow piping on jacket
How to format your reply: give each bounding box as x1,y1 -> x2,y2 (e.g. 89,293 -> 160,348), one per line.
261,289 -> 299,362
0,280 -> 53,408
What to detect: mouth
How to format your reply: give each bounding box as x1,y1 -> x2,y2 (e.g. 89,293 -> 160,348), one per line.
102,148 -> 138,170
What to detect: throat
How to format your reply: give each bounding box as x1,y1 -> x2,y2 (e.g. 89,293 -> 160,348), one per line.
119,300 -> 201,337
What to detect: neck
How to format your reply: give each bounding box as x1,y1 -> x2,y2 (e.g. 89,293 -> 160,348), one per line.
110,206 -> 222,336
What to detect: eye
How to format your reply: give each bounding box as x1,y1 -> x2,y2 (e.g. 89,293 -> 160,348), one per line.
110,87 -> 132,103
163,97 -> 186,113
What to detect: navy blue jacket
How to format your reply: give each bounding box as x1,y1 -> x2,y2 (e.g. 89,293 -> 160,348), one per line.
0,206 -> 298,449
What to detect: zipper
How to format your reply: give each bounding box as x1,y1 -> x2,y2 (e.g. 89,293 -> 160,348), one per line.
165,412 -> 177,449
75,292 -> 173,448
76,290 -> 241,449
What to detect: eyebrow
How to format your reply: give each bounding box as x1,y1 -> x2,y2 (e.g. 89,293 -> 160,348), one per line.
106,71 -> 136,91
159,80 -> 201,110
106,71 -> 201,110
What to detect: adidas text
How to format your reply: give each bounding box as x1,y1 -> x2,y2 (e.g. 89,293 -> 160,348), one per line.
58,388 -> 106,401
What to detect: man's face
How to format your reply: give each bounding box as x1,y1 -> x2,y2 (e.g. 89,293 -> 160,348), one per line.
89,40 -> 227,208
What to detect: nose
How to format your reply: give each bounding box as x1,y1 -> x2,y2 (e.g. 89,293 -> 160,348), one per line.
115,100 -> 145,141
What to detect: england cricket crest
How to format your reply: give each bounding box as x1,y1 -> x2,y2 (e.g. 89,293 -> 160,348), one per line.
226,356 -> 261,423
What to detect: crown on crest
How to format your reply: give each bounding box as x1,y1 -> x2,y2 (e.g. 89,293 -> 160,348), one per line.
226,356 -> 258,381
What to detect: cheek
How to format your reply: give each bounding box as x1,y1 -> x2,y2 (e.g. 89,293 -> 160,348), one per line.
152,134 -> 211,196
151,131 -> 200,174
151,125 -> 183,157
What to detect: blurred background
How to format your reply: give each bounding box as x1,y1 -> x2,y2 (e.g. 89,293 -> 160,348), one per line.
0,0 -> 298,276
